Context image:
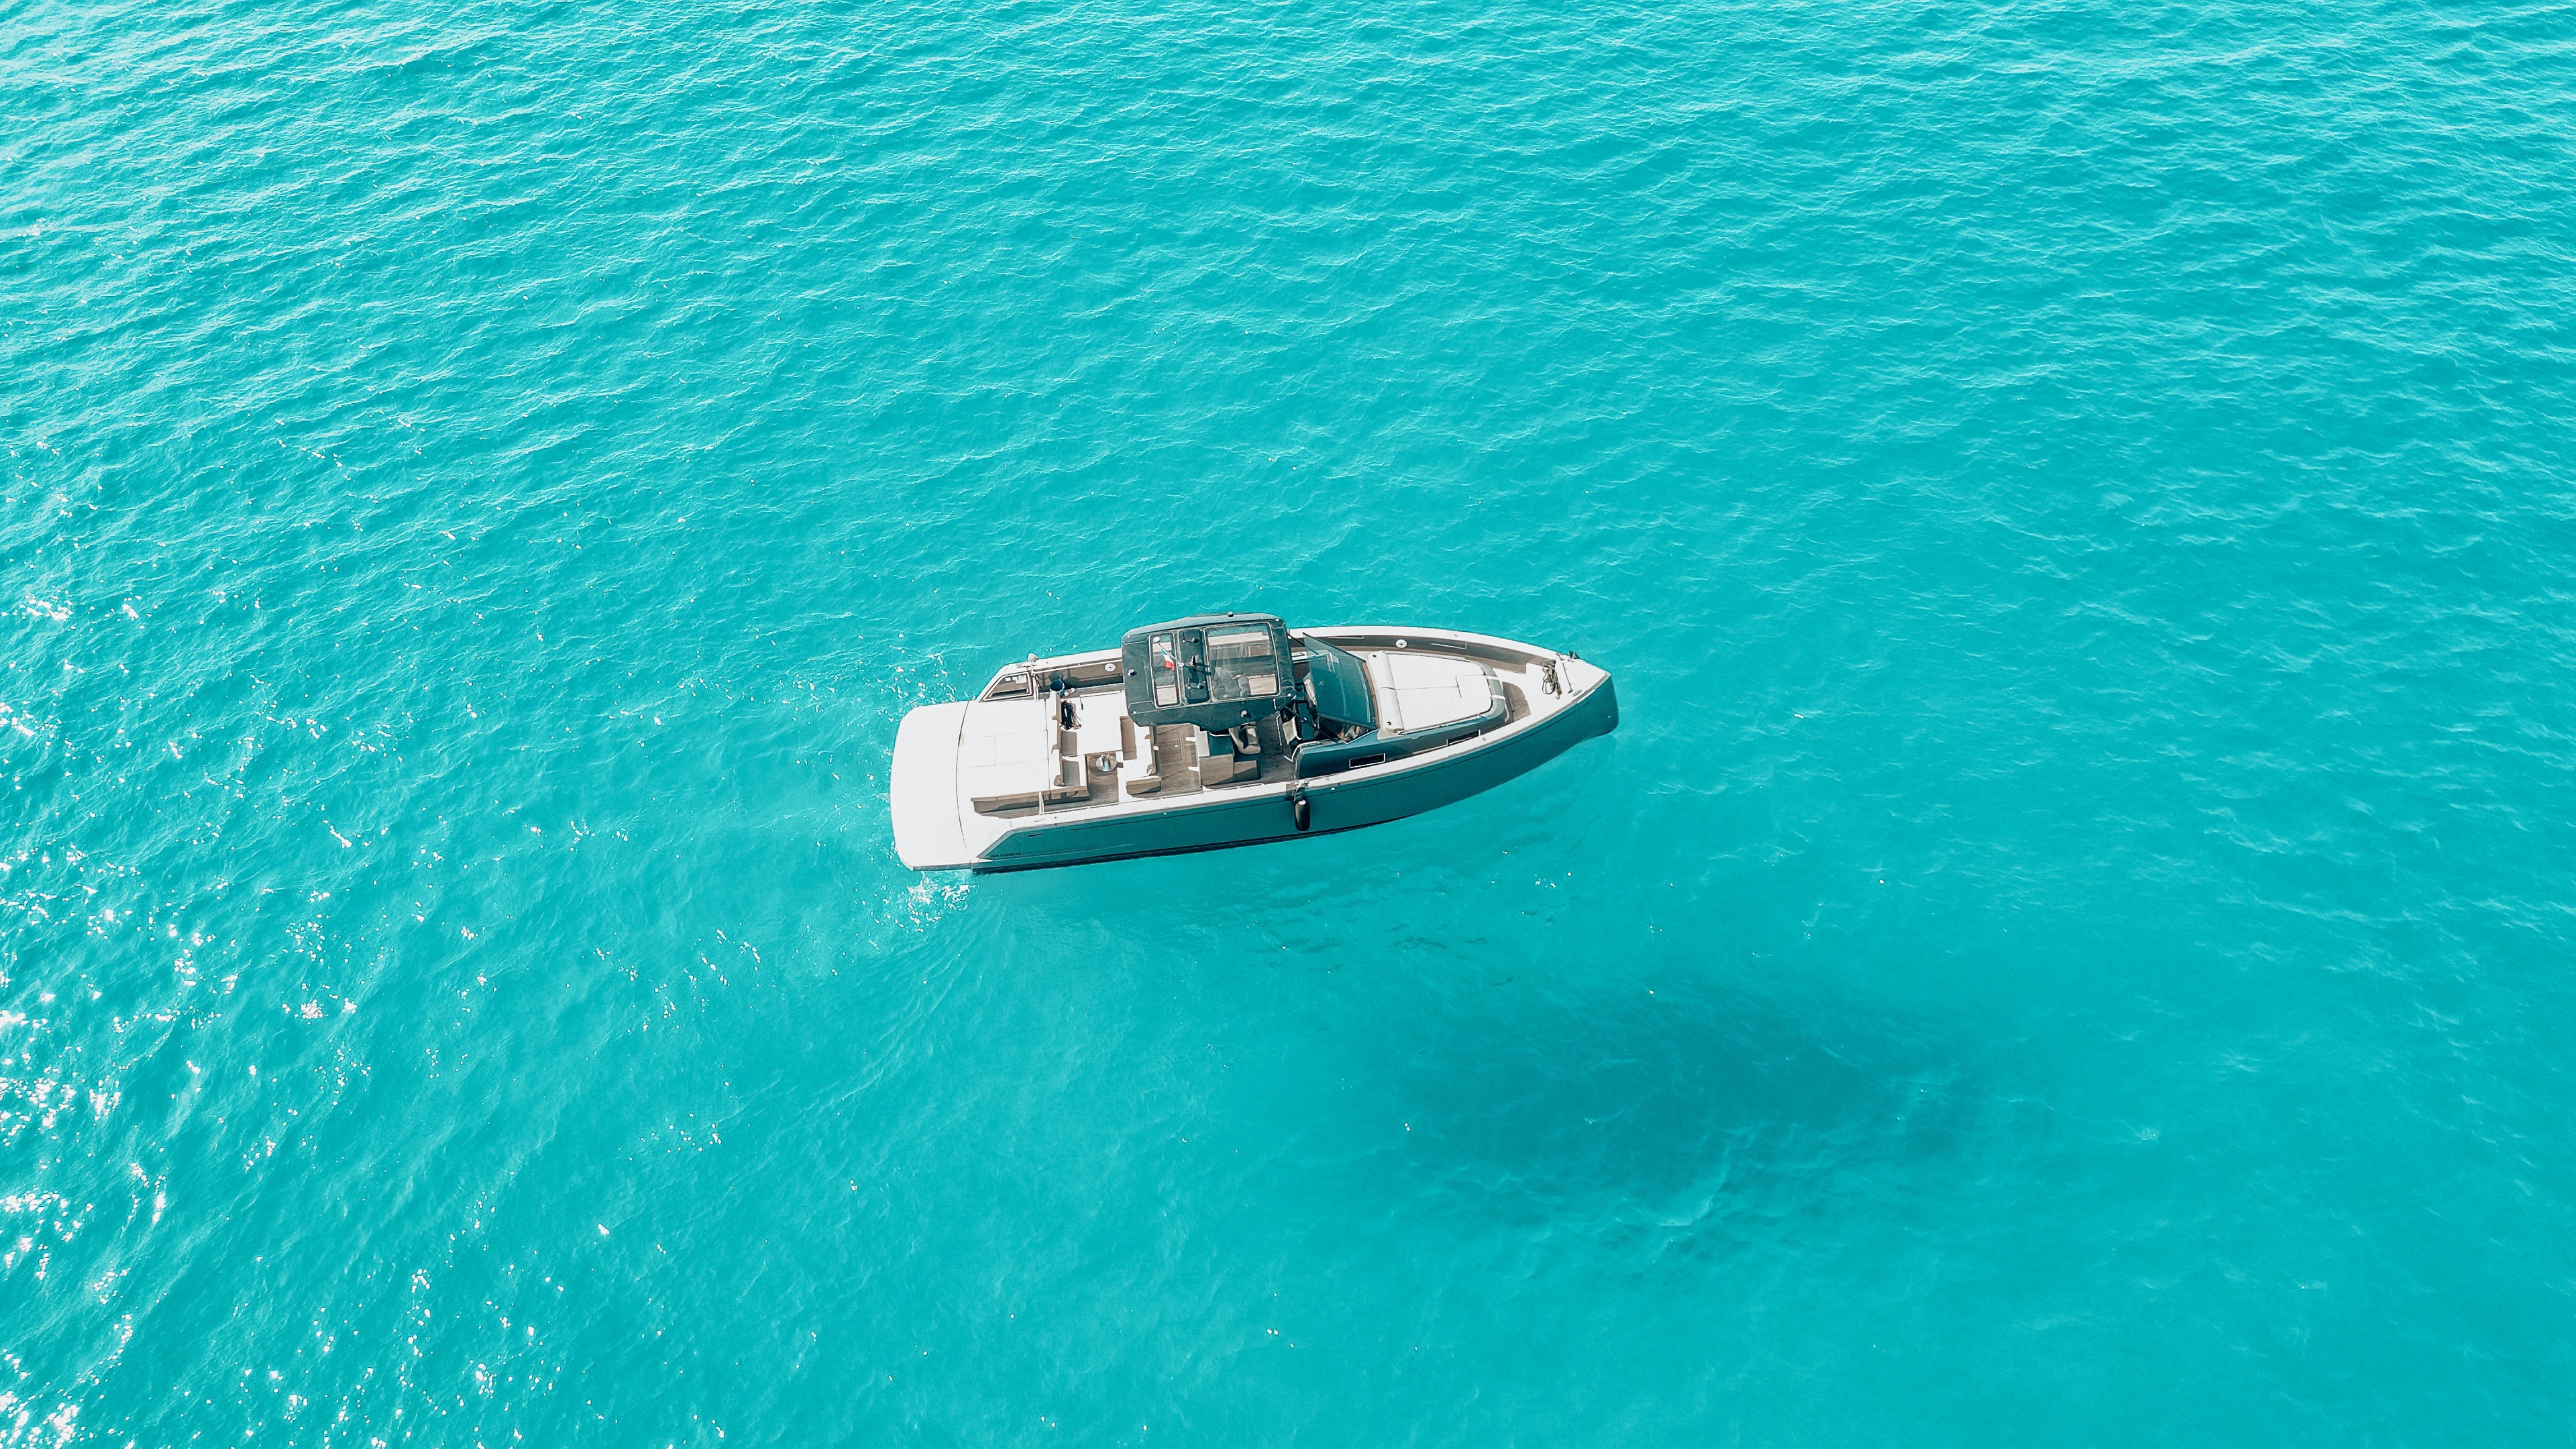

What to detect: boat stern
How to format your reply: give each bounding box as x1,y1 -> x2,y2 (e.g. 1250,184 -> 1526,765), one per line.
890,702 -> 978,870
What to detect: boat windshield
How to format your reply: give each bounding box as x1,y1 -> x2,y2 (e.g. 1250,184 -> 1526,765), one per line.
1298,635 -> 1375,732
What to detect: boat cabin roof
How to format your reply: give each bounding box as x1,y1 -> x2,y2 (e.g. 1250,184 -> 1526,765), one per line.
1121,613 -> 1298,732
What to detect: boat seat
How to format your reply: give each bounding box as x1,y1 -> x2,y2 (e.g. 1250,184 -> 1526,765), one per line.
1199,729 -> 1254,784
1010,741 -> 1080,805
1124,723 -> 1169,796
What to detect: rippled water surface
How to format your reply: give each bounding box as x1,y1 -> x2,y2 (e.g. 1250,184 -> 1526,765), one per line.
6,0 -> 2575,1440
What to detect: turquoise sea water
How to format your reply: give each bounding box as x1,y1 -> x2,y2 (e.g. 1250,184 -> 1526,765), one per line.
7,0 -> 2575,1440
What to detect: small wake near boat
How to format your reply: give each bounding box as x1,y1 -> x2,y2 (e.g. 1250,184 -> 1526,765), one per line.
890,612 -> 1616,871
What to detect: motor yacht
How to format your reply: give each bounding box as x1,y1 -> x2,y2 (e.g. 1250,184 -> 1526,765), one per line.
890,612 -> 1615,871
